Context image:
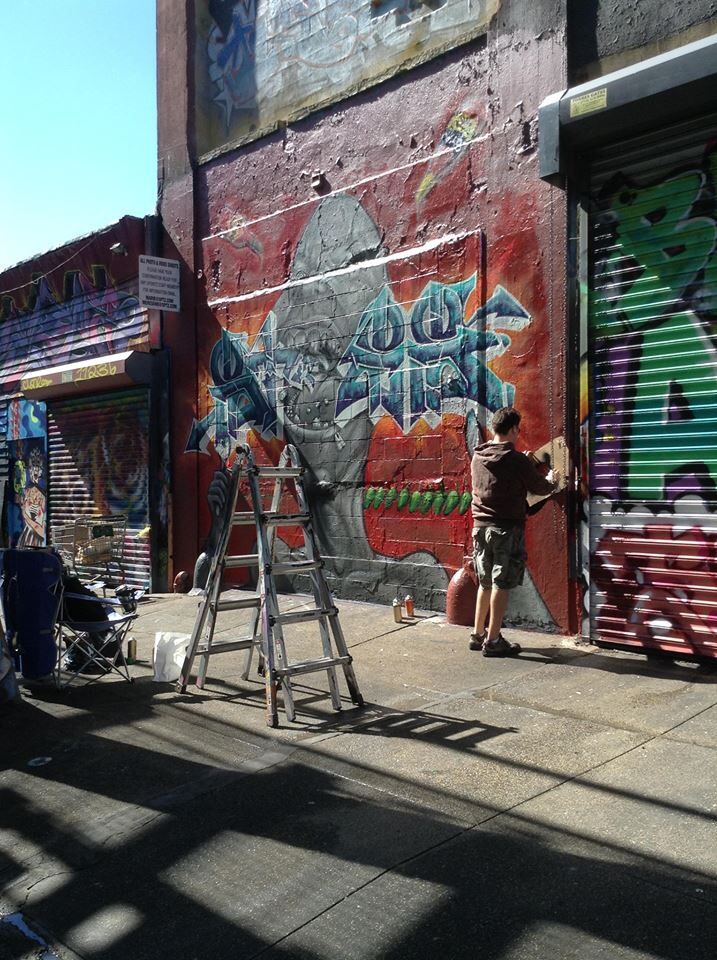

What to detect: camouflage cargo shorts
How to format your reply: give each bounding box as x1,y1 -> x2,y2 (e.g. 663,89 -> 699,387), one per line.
473,525 -> 526,590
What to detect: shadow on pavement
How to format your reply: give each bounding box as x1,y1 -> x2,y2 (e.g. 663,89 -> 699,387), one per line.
2,687 -> 717,959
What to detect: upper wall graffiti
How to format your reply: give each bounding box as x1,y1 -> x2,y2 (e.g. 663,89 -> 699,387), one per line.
0,266 -> 147,387
196,0 -> 500,155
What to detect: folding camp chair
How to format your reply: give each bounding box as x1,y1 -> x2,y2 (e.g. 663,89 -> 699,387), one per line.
56,586 -> 137,689
0,549 -> 138,690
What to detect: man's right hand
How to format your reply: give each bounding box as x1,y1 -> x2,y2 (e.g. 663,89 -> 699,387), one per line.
547,469 -> 561,487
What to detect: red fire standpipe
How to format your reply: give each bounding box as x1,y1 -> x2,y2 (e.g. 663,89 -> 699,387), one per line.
445,556 -> 477,626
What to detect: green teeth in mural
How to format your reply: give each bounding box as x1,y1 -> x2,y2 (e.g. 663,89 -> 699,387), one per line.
419,491 -> 434,514
361,485 -> 470,516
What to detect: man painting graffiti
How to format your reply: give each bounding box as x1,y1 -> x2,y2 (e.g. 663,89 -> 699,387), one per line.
188,194 -> 555,615
470,407 -> 558,656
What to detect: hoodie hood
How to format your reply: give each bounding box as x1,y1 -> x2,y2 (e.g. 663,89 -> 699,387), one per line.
474,441 -> 517,471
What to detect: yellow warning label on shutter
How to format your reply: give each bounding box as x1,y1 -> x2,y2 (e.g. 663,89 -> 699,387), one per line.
569,88 -> 608,117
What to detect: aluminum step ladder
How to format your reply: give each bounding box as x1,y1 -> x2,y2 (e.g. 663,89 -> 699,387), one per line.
177,443 -> 364,727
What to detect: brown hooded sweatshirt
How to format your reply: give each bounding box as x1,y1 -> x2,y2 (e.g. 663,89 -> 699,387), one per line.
471,441 -> 555,528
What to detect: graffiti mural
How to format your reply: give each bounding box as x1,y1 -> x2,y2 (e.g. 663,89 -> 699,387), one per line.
190,194 -> 540,597
416,111 -> 482,205
46,391 -> 151,589
591,499 -> 717,649
188,279 -> 530,452
56,409 -> 149,528
588,141 -> 717,653
7,399 -> 47,548
196,0 -> 500,153
0,266 -> 145,387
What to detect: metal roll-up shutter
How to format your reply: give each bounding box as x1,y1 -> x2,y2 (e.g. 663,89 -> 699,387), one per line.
588,113 -> 717,657
48,389 -> 151,589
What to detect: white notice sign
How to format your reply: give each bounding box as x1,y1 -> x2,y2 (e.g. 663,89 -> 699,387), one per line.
139,255 -> 181,312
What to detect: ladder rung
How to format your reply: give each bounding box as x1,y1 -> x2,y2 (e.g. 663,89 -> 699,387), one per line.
271,559 -> 322,576
264,512 -> 310,527
225,554 -> 260,568
277,655 -> 351,678
272,606 -> 336,626
232,512 -> 256,525
213,595 -> 261,612
254,466 -> 303,478
198,638 -> 257,655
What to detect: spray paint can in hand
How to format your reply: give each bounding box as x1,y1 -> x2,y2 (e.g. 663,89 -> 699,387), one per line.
392,598 -> 402,623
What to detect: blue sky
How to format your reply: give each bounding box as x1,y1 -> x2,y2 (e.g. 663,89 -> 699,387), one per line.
0,0 -> 157,272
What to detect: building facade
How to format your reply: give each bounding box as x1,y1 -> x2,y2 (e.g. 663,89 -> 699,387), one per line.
157,0 -> 717,656
0,217 -> 170,590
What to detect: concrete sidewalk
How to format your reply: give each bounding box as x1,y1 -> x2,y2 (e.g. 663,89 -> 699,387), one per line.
2,592 -> 716,959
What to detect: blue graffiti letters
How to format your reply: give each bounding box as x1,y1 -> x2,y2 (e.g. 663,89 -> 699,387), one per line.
336,280 -> 530,430
186,280 -> 531,455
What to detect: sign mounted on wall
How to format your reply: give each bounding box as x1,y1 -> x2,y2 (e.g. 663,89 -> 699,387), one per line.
139,255 -> 181,312
569,88 -> 608,118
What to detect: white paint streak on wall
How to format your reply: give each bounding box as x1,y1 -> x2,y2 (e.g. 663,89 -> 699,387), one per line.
207,230 -> 474,308
202,128 -> 491,245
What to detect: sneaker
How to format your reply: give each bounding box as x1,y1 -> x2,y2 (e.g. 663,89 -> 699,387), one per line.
469,632 -> 485,651
482,635 -> 522,657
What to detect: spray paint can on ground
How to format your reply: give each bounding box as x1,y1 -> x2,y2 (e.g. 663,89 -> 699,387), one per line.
392,598 -> 402,623
404,595 -> 414,618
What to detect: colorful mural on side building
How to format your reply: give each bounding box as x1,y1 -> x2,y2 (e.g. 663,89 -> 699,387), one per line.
0,266 -> 144,386
588,141 -> 717,653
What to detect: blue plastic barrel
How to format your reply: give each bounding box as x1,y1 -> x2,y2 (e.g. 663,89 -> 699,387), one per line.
0,549 -> 62,680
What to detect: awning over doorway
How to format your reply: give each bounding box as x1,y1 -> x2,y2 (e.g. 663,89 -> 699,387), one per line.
19,350 -> 152,400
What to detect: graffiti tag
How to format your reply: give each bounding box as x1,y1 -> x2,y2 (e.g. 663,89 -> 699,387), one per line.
187,278 -> 530,456
0,267 -> 143,384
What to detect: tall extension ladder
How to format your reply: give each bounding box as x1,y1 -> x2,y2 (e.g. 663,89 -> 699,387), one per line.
177,443 -> 364,727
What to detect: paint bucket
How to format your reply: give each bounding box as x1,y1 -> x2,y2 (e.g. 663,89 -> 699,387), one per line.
153,632 -> 190,682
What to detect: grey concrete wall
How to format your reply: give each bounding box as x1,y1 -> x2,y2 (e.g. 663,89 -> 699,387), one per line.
568,0 -> 717,81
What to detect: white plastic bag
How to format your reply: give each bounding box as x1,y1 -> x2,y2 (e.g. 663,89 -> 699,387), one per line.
153,632 -> 190,683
